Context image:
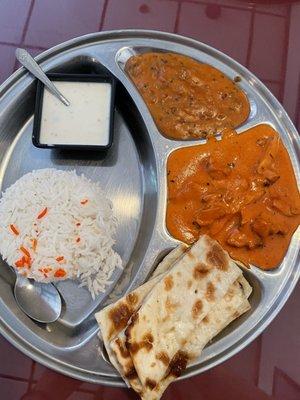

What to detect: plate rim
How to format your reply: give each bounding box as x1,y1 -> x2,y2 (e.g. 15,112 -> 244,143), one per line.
0,29 -> 299,387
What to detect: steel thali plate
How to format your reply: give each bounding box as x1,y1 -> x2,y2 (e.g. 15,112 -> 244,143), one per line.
0,30 -> 299,386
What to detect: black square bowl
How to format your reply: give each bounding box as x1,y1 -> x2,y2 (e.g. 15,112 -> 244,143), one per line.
32,73 -> 116,151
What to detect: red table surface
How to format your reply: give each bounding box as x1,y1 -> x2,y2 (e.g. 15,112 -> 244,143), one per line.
0,0 -> 299,399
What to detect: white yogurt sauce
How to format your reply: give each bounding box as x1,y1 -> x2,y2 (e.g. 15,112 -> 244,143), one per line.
39,81 -> 112,146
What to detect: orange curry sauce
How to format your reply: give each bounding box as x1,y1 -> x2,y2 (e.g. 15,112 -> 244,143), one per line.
166,124 -> 300,270
125,52 -> 250,140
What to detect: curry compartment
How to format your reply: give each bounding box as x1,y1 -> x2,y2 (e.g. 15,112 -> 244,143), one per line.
165,124 -> 300,270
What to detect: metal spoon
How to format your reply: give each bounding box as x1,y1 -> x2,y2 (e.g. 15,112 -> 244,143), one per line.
13,271 -> 62,323
15,48 -> 70,106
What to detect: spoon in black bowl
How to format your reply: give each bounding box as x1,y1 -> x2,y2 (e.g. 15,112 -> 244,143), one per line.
15,48 -> 70,106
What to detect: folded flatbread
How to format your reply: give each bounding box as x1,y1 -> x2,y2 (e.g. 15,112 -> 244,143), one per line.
109,275 -> 251,398
126,235 -> 242,388
95,244 -> 188,391
139,275 -> 251,400
95,235 -> 252,400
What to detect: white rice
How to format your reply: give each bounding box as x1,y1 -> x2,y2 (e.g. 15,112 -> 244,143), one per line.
0,168 -> 122,299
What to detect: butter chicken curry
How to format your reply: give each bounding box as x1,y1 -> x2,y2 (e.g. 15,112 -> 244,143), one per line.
166,124 -> 300,270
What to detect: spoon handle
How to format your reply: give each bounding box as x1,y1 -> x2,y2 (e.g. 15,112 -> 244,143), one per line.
15,48 -> 70,106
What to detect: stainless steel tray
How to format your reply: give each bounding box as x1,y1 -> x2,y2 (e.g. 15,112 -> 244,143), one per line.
0,30 -> 299,387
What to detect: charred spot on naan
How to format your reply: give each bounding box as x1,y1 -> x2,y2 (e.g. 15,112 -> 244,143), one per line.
124,366 -> 138,379
126,292 -> 139,305
187,280 -> 193,289
165,297 -> 179,312
127,332 -> 154,355
203,315 -> 210,323
205,281 -> 216,301
114,337 -> 130,358
168,351 -> 189,377
124,312 -> 139,349
108,302 -> 132,338
125,311 -> 139,333
142,332 -> 154,351
127,341 -> 139,354
156,351 -> 170,366
187,249 -> 195,260
145,378 -> 157,390
206,241 -> 229,271
164,276 -> 174,291
192,299 -> 203,319
193,262 -> 211,279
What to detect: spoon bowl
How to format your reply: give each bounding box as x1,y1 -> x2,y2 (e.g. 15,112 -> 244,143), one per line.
14,273 -> 62,323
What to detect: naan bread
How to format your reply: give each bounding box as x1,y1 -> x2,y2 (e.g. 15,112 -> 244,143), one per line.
110,274 -> 251,399
141,276 -> 251,400
95,236 -> 252,400
95,275 -> 161,380
95,245 -> 188,388
126,235 -> 242,388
